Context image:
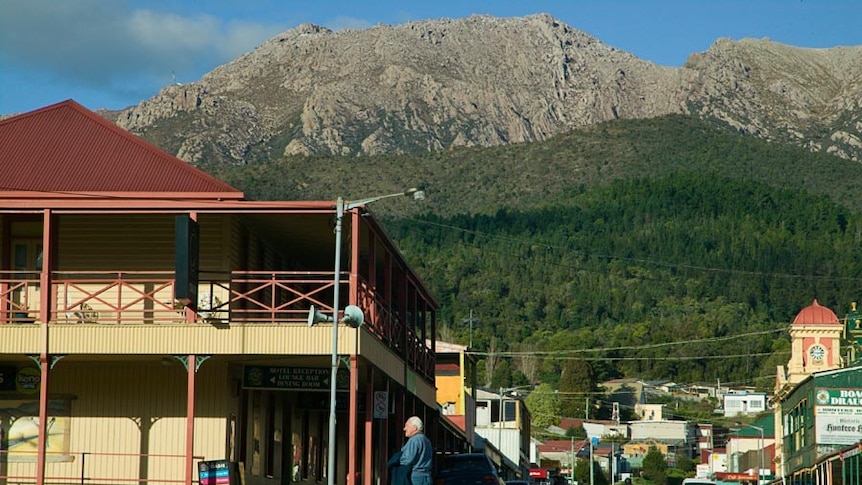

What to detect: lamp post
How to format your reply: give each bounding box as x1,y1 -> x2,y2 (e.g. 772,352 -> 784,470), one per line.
325,187 -> 425,485
589,436 -> 599,485
735,422 -> 765,485
497,385 -> 532,467
747,424 -> 765,485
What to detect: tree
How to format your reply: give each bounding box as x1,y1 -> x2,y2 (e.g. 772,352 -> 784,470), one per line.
516,342 -> 541,384
676,453 -> 695,474
490,358 -> 512,389
558,357 -> 597,418
573,457 -> 609,485
524,383 -> 561,431
573,458 -> 592,485
484,336 -> 500,386
565,424 -> 587,440
641,447 -> 668,484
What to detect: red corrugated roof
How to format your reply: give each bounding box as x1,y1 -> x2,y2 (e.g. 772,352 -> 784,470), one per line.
537,439 -> 586,453
559,418 -> 584,429
792,299 -> 841,326
0,99 -> 243,199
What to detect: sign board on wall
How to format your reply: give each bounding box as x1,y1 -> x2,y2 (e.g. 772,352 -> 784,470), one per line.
814,389 -> 862,445
373,391 -> 388,419
198,460 -> 239,485
0,366 -> 16,391
16,367 -> 40,394
243,366 -> 348,391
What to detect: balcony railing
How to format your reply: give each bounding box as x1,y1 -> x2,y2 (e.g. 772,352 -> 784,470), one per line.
0,449 -> 200,485
0,270 -> 434,379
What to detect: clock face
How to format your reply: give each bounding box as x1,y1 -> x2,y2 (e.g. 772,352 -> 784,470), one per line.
808,344 -> 827,362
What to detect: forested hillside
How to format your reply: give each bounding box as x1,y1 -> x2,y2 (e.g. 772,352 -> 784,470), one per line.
388,174 -> 860,386
204,115 -> 862,414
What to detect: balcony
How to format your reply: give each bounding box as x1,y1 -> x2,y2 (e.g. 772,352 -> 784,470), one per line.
0,269 -> 434,380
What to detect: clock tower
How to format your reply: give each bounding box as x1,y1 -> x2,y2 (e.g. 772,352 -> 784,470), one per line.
777,299 -> 843,390
774,299 -> 845,479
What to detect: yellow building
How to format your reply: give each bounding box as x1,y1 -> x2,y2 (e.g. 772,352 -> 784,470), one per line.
432,341 -> 477,451
0,100 -> 459,485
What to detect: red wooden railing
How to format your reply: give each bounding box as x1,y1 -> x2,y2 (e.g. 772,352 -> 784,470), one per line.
0,270 -> 434,379
0,449 -> 201,485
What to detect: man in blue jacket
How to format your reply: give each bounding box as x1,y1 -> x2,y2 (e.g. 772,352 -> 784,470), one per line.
396,416 -> 433,485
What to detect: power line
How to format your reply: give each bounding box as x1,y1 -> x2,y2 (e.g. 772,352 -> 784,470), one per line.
466,326 -> 789,358
506,351 -> 787,362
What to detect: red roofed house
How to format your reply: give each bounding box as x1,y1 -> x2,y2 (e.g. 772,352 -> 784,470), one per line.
535,438 -> 586,471
0,100 -> 451,485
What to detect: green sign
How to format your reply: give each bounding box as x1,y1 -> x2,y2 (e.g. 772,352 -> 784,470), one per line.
815,389 -> 862,406
16,367 -> 40,394
243,366 -> 348,391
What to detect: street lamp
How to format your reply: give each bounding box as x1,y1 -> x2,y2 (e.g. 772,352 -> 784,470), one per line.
735,422 -> 765,485
497,385 -> 532,466
748,424 -> 765,485
589,436 -> 599,485
321,187 -> 425,485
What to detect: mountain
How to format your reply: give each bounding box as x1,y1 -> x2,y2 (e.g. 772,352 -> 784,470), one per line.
100,14 -> 862,390
112,14 -> 862,165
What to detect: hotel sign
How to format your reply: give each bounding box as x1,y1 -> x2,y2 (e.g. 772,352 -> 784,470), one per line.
243,366 -> 348,391
815,389 -> 862,445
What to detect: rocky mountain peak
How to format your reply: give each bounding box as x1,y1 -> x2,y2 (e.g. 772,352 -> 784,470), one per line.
113,14 -> 862,165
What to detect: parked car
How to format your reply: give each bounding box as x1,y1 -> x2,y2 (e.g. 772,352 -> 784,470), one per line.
435,453 -> 505,485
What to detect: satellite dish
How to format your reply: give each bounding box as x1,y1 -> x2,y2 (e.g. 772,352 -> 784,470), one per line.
341,305 -> 365,328
307,305 -> 333,327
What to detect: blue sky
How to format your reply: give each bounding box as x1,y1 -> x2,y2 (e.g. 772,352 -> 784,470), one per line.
1,0 -> 860,115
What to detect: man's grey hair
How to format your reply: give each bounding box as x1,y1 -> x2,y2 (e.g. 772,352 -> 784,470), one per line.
407,416 -> 424,431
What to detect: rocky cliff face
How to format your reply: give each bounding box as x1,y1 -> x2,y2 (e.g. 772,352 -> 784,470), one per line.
113,14 -> 862,164
682,38 -> 862,160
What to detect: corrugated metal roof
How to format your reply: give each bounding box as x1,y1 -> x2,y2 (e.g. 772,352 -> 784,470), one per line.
537,439 -> 586,453
0,99 -> 243,199
792,299 -> 840,326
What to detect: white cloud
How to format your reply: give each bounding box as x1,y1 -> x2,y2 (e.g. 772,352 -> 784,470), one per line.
219,20 -> 286,60
0,0 -> 285,104
127,10 -> 222,54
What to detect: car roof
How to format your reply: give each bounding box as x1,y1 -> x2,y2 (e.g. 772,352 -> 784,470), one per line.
444,453 -> 489,460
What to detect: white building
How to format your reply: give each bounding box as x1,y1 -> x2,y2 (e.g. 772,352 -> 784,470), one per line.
722,392 -> 767,417
629,420 -> 697,457
634,403 -> 665,421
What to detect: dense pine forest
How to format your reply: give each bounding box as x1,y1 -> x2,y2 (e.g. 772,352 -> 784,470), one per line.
387,174 -> 861,386
204,115 -> 862,417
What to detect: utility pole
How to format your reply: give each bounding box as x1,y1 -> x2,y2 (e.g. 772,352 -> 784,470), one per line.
612,402 -> 620,484
498,387 -> 504,455
462,309 -> 477,348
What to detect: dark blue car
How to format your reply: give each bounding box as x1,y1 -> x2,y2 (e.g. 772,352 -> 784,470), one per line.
435,453 -> 505,485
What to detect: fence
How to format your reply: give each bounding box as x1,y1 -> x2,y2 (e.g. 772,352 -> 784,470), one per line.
0,450 -> 202,485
